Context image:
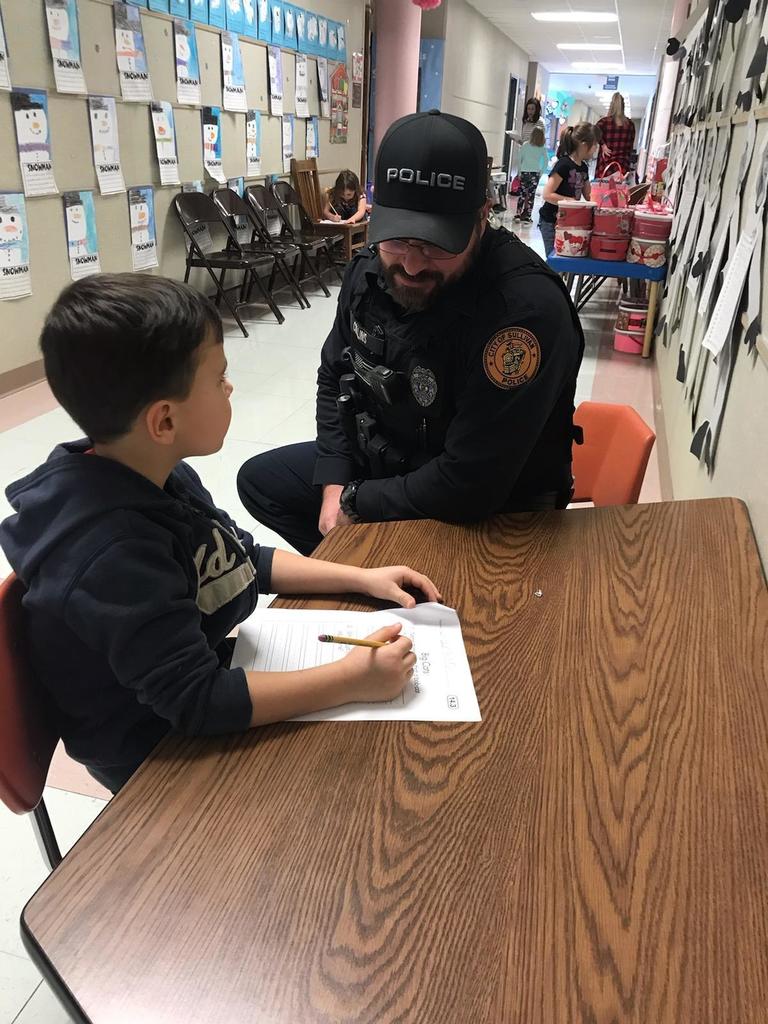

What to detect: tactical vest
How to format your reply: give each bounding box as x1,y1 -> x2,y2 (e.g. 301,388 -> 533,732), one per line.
337,230 -> 585,480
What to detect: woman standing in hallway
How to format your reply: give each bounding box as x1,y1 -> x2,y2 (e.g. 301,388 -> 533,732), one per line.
520,96 -> 545,143
538,122 -> 598,256
516,126 -> 549,222
596,93 -> 635,177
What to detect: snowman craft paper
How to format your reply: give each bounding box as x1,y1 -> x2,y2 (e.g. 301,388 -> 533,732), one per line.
222,37 -> 234,78
12,93 -> 50,164
90,97 -> 118,163
176,30 -> 190,75
0,199 -> 24,268
46,0 -> 73,60
64,193 -> 88,256
115,13 -> 140,73
129,191 -> 150,245
203,108 -> 220,160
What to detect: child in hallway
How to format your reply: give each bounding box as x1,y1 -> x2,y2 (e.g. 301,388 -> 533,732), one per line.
538,122 -> 598,256
515,126 -> 549,223
322,169 -> 367,224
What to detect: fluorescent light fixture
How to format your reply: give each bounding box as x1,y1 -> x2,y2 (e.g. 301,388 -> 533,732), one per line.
557,43 -> 623,50
532,11 -> 619,22
571,61 -> 625,71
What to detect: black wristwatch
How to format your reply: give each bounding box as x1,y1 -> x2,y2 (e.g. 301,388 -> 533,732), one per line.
340,479 -> 364,522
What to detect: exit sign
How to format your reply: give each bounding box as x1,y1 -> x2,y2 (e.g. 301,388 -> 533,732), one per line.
604,75 -> 619,90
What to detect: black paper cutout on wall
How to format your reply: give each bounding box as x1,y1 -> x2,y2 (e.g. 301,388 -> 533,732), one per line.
676,345 -> 687,382
744,315 -> 761,350
746,35 -> 768,77
690,420 -> 710,460
725,0 -> 749,23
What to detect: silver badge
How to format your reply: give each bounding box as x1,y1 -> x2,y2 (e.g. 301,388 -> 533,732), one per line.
410,365 -> 438,408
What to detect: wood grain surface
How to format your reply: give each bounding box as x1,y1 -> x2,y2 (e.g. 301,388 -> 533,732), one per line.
21,499 -> 768,1024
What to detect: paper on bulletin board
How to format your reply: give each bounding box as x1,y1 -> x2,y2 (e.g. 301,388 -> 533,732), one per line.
257,0 -> 271,40
351,50 -> 362,107
175,19 -> 201,105
268,45 -> 283,115
317,16 -> 327,55
88,96 -> 126,195
0,7 -> 11,90
114,3 -> 153,102
151,101 -> 181,185
270,1 -> 284,46
282,4 -> 297,48
222,31 -> 247,112
225,0 -> 245,34
128,186 -> 159,271
190,0 -> 209,23
202,105 -> 226,183
10,89 -> 58,197
246,108 -> 261,175
0,193 -> 31,300
316,56 -> 329,117
295,7 -> 306,51
208,0 -> 226,28
330,63 -> 348,144
242,0 -> 257,37
306,12 -> 318,54
282,113 -> 294,173
63,190 -> 101,280
45,0 -> 88,94
305,114 -> 318,159
294,52 -> 309,117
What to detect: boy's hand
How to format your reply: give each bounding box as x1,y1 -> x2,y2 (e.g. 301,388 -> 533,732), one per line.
340,624 -> 416,702
358,566 -> 442,607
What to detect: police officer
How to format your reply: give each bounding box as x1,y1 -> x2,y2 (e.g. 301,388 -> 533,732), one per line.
237,110 -> 584,556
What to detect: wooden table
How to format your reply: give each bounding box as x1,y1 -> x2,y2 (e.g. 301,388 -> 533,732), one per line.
22,500 -> 768,1024
547,254 -> 667,358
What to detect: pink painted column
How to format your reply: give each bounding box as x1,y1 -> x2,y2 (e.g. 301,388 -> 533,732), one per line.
373,0 -> 422,160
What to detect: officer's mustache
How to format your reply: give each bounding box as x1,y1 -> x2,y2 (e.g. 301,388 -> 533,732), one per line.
384,264 -> 444,286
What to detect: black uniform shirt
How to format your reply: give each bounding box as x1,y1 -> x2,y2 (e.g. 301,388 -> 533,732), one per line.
314,225 -> 584,524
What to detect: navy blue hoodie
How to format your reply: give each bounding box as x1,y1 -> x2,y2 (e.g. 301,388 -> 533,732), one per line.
0,441 -> 274,792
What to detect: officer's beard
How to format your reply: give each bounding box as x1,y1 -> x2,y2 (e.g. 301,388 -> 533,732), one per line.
380,227 -> 483,312
382,265 -> 448,311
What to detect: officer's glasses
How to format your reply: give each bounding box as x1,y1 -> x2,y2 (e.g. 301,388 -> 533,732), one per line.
378,238 -> 458,261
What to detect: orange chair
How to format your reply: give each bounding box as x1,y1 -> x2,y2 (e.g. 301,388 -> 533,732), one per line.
571,401 -> 656,506
0,574 -> 62,870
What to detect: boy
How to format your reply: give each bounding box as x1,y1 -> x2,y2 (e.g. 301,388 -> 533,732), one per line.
0,275 -> 440,793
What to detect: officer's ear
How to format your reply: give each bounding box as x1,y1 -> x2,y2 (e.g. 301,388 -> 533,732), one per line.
479,199 -> 493,226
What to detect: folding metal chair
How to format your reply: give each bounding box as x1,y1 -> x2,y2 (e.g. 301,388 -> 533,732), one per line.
271,181 -> 346,282
247,184 -> 336,298
212,188 -> 311,311
0,574 -> 62,872
173,191 -> 284,335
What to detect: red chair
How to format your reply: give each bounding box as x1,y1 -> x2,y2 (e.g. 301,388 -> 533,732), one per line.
0,574 -> 62,870
571,401 -> 656,506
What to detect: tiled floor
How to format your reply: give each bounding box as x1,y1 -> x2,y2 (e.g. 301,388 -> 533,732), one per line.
0,212 -> 663,1023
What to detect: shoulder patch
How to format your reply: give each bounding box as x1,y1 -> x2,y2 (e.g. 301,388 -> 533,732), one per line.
483,327 -> 541,389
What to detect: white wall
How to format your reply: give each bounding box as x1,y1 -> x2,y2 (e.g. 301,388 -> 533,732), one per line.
440,0 -> 529,167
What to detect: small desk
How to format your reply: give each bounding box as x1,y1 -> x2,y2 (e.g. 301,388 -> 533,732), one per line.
547,254 -> 667,358
21,500 -> 768,1024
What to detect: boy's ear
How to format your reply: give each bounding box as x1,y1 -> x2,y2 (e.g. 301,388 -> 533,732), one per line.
143,399 -> 177,446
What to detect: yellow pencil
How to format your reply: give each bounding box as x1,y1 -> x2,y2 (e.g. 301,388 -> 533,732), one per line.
318,633 -> 387,648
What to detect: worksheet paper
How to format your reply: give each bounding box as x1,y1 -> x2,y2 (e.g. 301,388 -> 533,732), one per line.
232,603 -> 482,722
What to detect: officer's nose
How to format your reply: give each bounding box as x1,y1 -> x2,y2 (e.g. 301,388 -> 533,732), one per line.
401,244 -> 431,277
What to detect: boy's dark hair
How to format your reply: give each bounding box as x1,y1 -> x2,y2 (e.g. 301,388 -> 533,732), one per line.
40,274 -> 223,443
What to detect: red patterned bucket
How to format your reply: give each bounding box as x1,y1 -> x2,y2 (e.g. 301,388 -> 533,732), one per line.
627,237 -> 667,268
593,207 -> 634,237
555,226 -> 591,257
616,297 -> 648,334
589,234 -> 630,261
556,200 -> 595,229
632,209 -> 673,241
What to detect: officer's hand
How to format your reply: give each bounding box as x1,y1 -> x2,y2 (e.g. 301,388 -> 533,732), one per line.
319,484 -> 343,536
359,566 -> 443,608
